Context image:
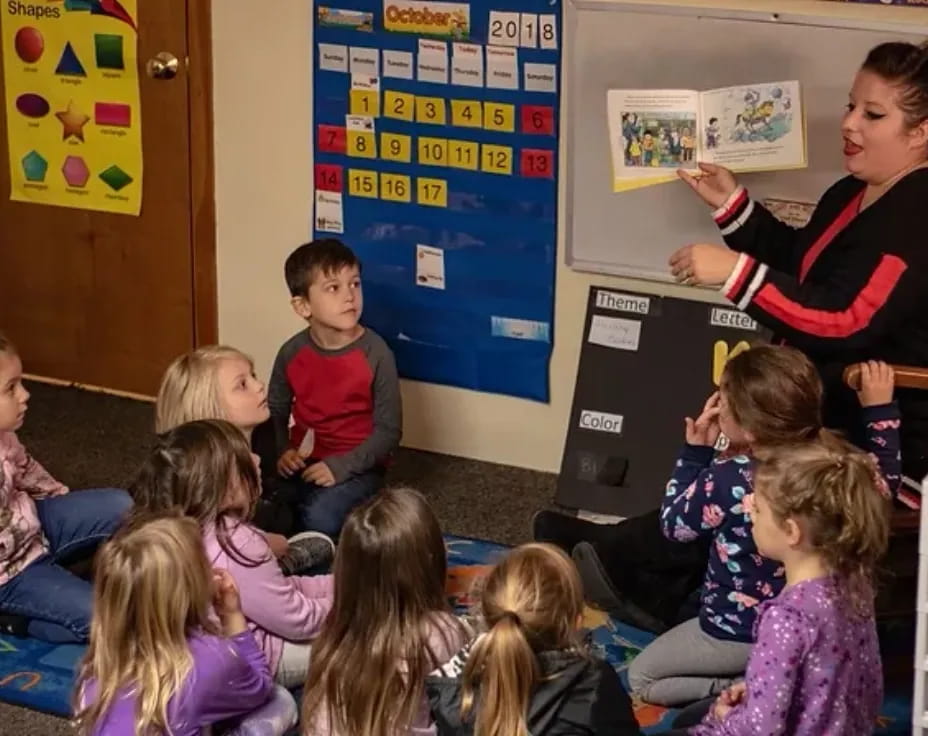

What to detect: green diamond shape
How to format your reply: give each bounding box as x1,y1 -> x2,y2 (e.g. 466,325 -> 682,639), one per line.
22,150 -> 48,182
99,165 -> 132,191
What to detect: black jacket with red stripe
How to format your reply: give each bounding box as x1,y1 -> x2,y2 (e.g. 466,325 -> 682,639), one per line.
714,170 -> 928,481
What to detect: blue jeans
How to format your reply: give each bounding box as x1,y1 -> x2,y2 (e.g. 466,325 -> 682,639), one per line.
0,488 -> 132,643
295,470 -> 383,539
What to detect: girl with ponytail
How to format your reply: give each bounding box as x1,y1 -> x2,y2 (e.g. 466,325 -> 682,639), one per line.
426,543 -> 641,736
689,438 -> 891,735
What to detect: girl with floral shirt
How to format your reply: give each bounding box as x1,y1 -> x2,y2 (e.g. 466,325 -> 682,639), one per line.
627,347 -> 899,706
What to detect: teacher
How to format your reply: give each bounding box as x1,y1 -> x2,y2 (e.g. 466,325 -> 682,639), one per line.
670,41 -> 928,494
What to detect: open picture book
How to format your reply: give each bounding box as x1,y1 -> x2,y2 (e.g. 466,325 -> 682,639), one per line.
607,81 -> 806,192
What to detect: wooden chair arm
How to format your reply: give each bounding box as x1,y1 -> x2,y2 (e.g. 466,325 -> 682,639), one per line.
843,363 -> 928,392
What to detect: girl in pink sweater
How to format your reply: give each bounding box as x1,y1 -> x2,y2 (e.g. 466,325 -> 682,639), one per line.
131,418 -> 333,687
0,332 -> 131,643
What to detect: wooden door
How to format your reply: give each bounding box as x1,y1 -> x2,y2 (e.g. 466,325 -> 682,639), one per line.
0,0 -> 215,396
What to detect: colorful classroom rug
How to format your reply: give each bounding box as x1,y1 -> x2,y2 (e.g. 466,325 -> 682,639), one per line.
0,534 -> 915,734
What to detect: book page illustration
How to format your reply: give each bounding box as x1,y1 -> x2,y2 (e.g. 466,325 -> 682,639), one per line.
699,81 -> 805,172
607,89 -> 699,192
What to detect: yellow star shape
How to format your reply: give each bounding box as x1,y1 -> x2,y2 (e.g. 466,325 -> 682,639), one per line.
55,100 -> 90,142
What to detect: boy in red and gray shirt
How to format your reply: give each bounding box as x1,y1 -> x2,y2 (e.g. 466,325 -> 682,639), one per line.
268,240 -> 401,539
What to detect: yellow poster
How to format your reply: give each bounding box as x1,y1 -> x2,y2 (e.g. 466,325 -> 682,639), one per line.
2,0 -> 142,215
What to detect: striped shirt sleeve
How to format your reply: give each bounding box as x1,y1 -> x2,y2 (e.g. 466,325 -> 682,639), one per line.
721,249 -> 913,354
712,187 -> 808,275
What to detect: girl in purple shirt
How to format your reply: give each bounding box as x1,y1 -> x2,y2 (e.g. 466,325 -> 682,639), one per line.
690,434 -> 890,735
73,513 -> 297,736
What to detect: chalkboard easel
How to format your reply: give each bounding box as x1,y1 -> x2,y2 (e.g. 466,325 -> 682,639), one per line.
556,286 -> 768,517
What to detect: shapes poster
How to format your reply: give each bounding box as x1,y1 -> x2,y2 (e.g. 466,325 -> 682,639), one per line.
2,0 -> 142,215
313,0 -> 560,401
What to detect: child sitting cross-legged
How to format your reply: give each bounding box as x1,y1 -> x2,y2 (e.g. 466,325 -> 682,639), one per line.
270,239 -> 402,540
0,332 -> 132,643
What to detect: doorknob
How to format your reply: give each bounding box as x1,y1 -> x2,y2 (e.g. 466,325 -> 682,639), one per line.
146,52 -> 179,80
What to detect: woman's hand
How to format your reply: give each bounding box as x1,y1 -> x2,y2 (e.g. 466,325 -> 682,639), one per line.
678,162 -> 739,209
669,244 -> 740,287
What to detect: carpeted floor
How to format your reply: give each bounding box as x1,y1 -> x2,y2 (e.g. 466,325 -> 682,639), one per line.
1,381 -> 559,734
4,382 -> 915,735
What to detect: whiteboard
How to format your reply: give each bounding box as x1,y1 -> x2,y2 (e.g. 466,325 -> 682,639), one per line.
563,1 -> 928,282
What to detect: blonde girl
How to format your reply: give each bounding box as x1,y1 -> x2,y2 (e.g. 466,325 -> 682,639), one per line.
302,487 -> 466,735
0,332 -> 131,643
156,346 -> 333,571
690,439 -> 890,735
426,543 -> 640,736
131,419 -> 333,688
73,513 -> 297,736
155,346 -> 270,437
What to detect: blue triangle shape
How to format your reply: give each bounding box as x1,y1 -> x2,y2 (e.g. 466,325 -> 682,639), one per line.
55,42 -> 86,77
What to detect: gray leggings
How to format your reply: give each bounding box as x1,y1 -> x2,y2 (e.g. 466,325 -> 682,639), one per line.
627,617 -> 751,706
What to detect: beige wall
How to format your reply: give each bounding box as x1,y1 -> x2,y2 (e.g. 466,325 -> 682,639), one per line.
210,0 -> 920,473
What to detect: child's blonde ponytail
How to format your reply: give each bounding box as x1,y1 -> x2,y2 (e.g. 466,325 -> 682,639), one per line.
462,613 -> 538,736
460,543 -> 585,736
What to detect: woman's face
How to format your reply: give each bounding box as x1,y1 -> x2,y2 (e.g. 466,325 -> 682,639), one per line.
842,69 -> 928,184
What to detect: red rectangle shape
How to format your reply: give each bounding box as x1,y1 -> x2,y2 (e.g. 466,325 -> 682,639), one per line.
521,105 -> 554,135
317,125 -> 346,154
315,163 -> 343,192
520,148 -> 554,178
94,102 -> 131,127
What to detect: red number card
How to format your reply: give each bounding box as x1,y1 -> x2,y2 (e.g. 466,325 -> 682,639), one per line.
314,164 -> 343,192
520,148 -> 554,178
317,125 -> 346,154
521,105 -> 554,135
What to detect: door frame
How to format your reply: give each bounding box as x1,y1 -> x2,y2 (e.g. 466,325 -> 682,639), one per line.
187,0 -> 218,345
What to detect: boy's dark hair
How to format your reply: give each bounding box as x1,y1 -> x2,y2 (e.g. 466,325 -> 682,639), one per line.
285,239 -> 360,298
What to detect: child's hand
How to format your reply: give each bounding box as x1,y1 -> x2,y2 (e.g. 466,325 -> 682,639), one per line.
720,681 -> 746,706
712,681 -> 746,721
856,360 -> 895,407
212,569 -> 242,616
265,532 -> 289,559
212,569 -> 248,636
684,392 -> 721,447
277,448 -> 306,478
302,461 -> 336,487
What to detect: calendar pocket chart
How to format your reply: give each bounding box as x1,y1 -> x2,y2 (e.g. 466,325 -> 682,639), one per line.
313,0 -> 561,401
